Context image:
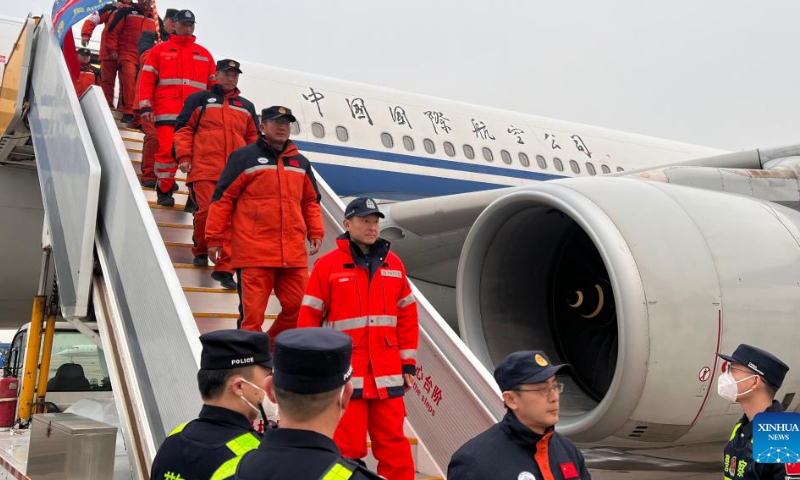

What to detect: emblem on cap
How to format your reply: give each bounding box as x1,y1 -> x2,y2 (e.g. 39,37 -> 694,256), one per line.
366,199 -> 376,209
534,354 -> 548,367
229,60 -> 236,67
517,472 -> 536,480
278,107 -> 286,114
184,11 -> 193,18
258,157 -> 269,164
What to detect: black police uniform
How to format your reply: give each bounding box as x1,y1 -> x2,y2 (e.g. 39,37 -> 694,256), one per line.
448,350 -> 591,480
150,330 -> 272,480
236,328 -> 381,480
718,344 -> 792,480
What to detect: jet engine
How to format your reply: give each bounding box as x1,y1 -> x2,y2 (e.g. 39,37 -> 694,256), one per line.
456,177 -> 800,444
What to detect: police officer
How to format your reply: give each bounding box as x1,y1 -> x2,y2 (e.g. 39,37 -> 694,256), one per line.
235,328 -> 381,479
448,350 -> 591,480
150,330 -> 273,480
717,344 -> 791,480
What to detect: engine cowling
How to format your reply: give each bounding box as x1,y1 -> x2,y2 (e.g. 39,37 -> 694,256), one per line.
456,177 -> 800,445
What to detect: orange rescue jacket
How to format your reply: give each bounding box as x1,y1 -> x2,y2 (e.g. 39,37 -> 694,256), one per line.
74,64 -> 100,97
298,235 -> 419,400
80,4 -> 117,62
206,138 -> 325,268
173,84 -> 260,183
138,35 -> 215,126
106,5 -> 156,63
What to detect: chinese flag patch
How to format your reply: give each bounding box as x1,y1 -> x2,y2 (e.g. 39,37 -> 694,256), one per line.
232,100 -> 242,107
786,463 -> 800,475
289,159 -> 300,167
560,462 -> 579,478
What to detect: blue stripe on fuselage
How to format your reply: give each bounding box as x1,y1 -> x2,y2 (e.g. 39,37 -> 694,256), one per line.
294,140 -> 568,185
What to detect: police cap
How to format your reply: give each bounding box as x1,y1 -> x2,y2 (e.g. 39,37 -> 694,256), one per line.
199,329 -> 272,370
344,197 -> 384,219
718,344 -> 789,390
175,9 -> 195,24
261,106 -> 296,123
163,8 -> 179,20
273,328 -> 353,394
216,59 -> 242,74
77,47 -> 92,56
494,350 -> 572,392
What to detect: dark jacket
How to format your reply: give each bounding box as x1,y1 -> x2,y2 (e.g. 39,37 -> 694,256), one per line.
724,400 -> 790,479
448,411 -> 591,480
150,405 -> 261,480
235,428 -> 381,479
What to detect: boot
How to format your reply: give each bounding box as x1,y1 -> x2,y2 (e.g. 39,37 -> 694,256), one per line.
193,255 -> 208,267
211,271 -> 237,290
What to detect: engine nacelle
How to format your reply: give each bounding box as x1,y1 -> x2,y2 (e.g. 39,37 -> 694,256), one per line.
456,177 -> 800,445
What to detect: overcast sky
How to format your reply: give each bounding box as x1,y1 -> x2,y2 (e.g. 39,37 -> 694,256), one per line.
5,0 -> 800,150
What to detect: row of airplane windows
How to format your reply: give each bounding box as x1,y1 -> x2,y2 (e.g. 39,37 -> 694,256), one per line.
295,121 -> 625,175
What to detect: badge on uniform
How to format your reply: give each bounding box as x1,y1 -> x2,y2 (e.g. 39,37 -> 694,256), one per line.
258,157 -> 269,164
208,98 -> 217,103
787,462 -> 800,475
516,472 -> 536,480
559,462 -> 579,478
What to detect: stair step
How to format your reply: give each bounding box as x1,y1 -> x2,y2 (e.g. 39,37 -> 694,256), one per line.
193,315 -> 276,334
159,226 -> 195,244
118,127 -> 144,139
139,174 -> 188,192
152,208 -> 193,226
128,150 -> 142,161
149,201 -> 188,211
144,186 -> 190,196
144,189 -> 189,206
123,138 -> 143,150
185,291 -> 281,316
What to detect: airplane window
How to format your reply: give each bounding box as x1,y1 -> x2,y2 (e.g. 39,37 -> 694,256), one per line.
444,141 -> 456,157
601,165 -> 611,174
403,136 -> 415,151
463,144 -> 475,160
500,150 -> 512,165
482,147 -> 494,162
381,132 -> 394,149
518,152 -> 530,167
553,157 -> 564,171
311,122 -> 325,139
616,166 -> 625,172
336,126 -> 349,142
423,138 -> 436,154
570,160 -> 580,174
291,122 -> 300,135
536,155 -> 547,169
586,162 -> 596,176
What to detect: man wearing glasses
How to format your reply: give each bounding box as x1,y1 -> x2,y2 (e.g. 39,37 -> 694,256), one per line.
448,350 -> 591,479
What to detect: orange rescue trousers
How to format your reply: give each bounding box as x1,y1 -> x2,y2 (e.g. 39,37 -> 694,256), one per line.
236,267 -> 308,340
188,181 -> 232,273
118,59 -> 138,116
99,59 -> 118,107
154,125 -> 178,193
140,117 -> 158,182
335,396 -> 415,480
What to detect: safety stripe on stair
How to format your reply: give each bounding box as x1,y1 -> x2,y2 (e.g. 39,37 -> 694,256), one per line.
149,202 -> 188,211
194,313 -> 278,319
183,286 -> 239,294
173,263 -> 214,270
158,223 -> 194,230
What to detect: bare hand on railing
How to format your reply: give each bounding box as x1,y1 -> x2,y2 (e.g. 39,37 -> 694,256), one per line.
403,373 -> 414,393
141,112 -> 154,123
208,246 -> 222,265
308,238 -> 322,256
178,162 -> 192,173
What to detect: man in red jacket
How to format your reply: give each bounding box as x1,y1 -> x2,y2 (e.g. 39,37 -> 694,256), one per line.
173,59 -> 260,289
74,48 -> 99,97
298,198 -> 419,480
138,9 -> 216,207
106,0 -> 156,124
205,106 -> 324,340
81,1 -> 125,107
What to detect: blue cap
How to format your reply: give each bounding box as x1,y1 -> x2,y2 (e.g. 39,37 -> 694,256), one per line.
494,350 -> 572,392
261,106 -> 296,123
273,328 -> 353,394
175,9 -> 195,23
718,344 -> 789,390
199,329 -> 272,370
345,197 -> 384,219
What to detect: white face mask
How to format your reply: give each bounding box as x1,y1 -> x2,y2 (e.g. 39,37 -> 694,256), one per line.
717,371 -> 757,403
240,378 -> 278,421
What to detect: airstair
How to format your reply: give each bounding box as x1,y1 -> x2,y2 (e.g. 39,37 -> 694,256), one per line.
2,15 -> 506,479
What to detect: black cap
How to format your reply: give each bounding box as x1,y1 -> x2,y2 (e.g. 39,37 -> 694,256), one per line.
175,9 -> 195,23
216,59 -> 242,74
273,328 -> 353,394
164,8 -> 179,20
494,350 -> 572,392
345,197 -> 384,219
77,47 -> 91,56
261,106 -> 296,123
718,344 -> 789,390
199,329 -> 272,370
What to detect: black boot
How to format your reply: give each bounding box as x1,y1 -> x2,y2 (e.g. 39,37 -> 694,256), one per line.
193,255 -> 208,267
211,271 -> 237,290
121,113 -> 135,124
156,189 -> 175,207
140,179 -> 157,188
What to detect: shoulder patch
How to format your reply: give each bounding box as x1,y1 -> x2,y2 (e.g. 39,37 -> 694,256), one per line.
257,157 -> 269,164
208,97 -> 217,103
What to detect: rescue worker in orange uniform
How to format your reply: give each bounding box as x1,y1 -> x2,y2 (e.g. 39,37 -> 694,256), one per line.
135,8 -> 177,188
74,48 -> 99,97
138,9 -> 216,207
298,197 -> 419,480
106,0 -> 156,124
205,106 -> 324,339
173,59 -> 260,290
80,1 -> 125,108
